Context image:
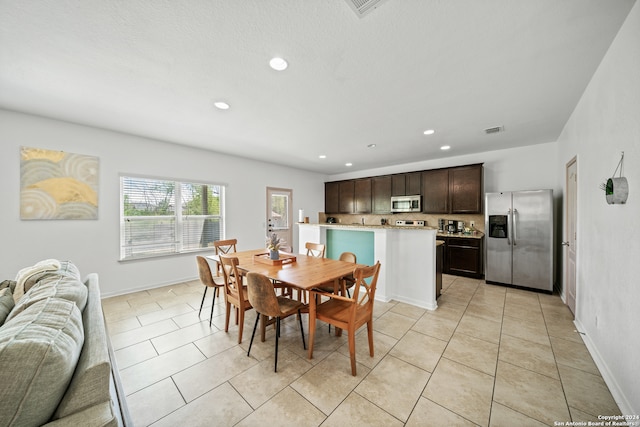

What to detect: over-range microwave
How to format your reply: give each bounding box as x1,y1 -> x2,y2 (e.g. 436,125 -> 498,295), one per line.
391,195 -> 421,213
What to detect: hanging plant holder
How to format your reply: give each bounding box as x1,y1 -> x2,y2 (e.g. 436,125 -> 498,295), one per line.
601,152 -> 629,205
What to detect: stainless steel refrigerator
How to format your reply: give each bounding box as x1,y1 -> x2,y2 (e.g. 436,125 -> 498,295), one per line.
485,189 -> 554,292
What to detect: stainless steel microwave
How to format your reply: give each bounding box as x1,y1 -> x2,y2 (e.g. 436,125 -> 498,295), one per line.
391,195 -> 421,213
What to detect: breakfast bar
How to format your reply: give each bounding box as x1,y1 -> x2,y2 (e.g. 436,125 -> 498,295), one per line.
298,223 -> 438,310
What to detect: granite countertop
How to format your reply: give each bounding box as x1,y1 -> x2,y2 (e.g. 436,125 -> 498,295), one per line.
299,222 -> 438,231
436,231 -> 484,239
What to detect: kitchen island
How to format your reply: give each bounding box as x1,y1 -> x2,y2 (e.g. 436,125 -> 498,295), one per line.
298,223 -> 438,310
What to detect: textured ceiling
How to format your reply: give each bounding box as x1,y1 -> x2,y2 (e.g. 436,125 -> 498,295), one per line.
0,0 -> 636,174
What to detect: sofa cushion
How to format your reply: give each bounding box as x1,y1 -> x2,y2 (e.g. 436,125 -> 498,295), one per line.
6,261 -> 87,323
13,259 -> 62,303
0,298 -> 84,427
0,287 -> 15,326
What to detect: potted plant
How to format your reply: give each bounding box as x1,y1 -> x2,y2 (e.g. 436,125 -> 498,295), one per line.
266,233 -> 283,260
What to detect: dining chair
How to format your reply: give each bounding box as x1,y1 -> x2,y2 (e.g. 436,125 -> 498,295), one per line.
245,272 -> 307,372
213,238 -> 237,275
219,254 -> 253,344
195,256 -> 225,327
305,242 -> 325,258
311,261 -> 381,376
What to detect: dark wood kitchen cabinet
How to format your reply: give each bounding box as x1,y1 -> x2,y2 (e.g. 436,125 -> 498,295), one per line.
338,180 -> 355,213
445,237 -> 483,279
422,169 -> 450,213
449,164 -> 483,213
325,182 -> 340,214
392,172 -> 421,196
372,176 -> 392,213
353,178 -> 372,213
422,164 -> 483,214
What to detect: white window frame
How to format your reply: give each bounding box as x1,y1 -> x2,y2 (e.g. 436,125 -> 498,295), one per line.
119,175 -> 225,261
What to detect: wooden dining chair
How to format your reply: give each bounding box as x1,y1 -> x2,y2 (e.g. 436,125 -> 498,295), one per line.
245,272 -> 307,372
219,254 -> 253,344
305,242 -> 325,258
311,261 -> 381,376
213,238 -> 237,275
196,256 -> 225,327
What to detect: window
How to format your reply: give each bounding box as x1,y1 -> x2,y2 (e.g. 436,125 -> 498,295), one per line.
120,176 -> 224,260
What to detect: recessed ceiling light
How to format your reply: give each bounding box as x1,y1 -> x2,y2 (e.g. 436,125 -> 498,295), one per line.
269,57 -> 288,71
319,155 -> 326,159
345,162 -> 353,167
423,129 -> 435,135
213,101 -> 230,110
367,144 -> 376,148
440,145 -> 451,150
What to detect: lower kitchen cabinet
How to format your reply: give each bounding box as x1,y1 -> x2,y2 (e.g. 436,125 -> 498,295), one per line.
440,236 -> 484,279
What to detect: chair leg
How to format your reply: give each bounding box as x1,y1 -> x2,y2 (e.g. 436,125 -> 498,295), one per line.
198,287 -> 208,316
297,309 -> 306,350
274,317 -> 280,372
224,302 -> 231,332
247,313 -> 260,357
238,308 -> 245,344
367,320 -> 374,357
209,287 -> 216,327
348,327 -> 357,376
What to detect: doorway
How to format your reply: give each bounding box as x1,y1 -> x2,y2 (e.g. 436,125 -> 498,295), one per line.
267,187 -> 293,252
565,157 -> 578,315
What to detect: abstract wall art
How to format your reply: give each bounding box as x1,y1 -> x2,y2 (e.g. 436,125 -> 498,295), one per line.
20,146 -> 99,220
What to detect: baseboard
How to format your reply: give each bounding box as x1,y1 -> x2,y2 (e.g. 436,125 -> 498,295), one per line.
573,318 -> 634,415
100,275 -> 198,299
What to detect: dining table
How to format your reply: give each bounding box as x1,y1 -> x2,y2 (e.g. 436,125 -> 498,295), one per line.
206,248 -> 362,359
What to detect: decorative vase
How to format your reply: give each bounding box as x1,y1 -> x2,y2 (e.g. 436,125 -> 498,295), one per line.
269,249 -> 279,260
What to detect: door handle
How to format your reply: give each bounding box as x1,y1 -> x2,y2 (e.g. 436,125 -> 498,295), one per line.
512,208 -> 518,246
562,241 -> 570,246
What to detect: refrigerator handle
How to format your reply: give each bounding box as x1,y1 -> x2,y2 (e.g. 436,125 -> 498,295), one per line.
513,208 -> 518,246
507,209 -> 512,245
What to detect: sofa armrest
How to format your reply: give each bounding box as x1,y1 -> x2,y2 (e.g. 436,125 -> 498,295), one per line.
53,273 -> 132,426
44,401 -> 117,427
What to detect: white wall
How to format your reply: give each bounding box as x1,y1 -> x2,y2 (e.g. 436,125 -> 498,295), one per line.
556,1 -> 639,415
0,110 -> 326,296
329,141 -> 560,195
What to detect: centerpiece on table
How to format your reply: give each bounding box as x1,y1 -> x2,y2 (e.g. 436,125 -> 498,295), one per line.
266,233 -> 283,260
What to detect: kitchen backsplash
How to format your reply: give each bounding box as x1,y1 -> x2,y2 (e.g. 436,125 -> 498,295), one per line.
317,212 -> 486,232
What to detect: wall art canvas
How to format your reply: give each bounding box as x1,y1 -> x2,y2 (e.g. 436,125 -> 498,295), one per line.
20,146 -> 99,220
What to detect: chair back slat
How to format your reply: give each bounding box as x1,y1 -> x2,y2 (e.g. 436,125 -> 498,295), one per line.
214,239 -> 237,255
220,255 -> 244,299
351,262 -> 381,309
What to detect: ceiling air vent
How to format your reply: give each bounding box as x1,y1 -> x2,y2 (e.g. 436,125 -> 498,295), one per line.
484,126 -> 505,135
344,0 -> 390,18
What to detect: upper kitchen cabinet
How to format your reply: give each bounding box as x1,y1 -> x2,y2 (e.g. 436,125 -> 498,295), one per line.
353,178 -> 372,213
372,176 -> 392,213
325,179 -> 372,214
449,164 -> 483,213
325,181 -> 340,213
339,180 -> 355,213
392,172 -> 422,196
422,169 -> 450,213
422,164 -> 483,214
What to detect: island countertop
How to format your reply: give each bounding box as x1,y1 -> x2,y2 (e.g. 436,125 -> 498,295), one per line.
299,223 -> 484,239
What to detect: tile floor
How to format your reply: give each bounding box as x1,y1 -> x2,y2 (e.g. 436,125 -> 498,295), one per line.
103,274 -> 621,426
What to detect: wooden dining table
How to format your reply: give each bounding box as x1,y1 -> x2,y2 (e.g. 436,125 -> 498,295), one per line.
207,248 -> 361,359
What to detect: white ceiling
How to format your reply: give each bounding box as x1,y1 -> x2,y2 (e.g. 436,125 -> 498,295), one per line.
0,0 -> 636,174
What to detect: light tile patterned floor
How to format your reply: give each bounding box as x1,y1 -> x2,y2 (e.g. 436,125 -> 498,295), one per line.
103,275 -> 621,426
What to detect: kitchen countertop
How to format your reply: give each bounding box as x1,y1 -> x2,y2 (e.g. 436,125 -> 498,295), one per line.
299,222 -> 438,231
436,231 -> 484,239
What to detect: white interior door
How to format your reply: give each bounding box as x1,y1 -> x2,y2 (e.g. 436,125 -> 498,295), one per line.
565,157 -> 578,315
267,187 -> 293,252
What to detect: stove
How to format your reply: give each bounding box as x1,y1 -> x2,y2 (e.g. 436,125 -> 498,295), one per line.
395,220 -> 425,227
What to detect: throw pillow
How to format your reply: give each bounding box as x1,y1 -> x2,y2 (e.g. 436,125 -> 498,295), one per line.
0,298 -> 84,426
0,279 -> 16,291
13,258 -> 62,303
0,287 -> 15,326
